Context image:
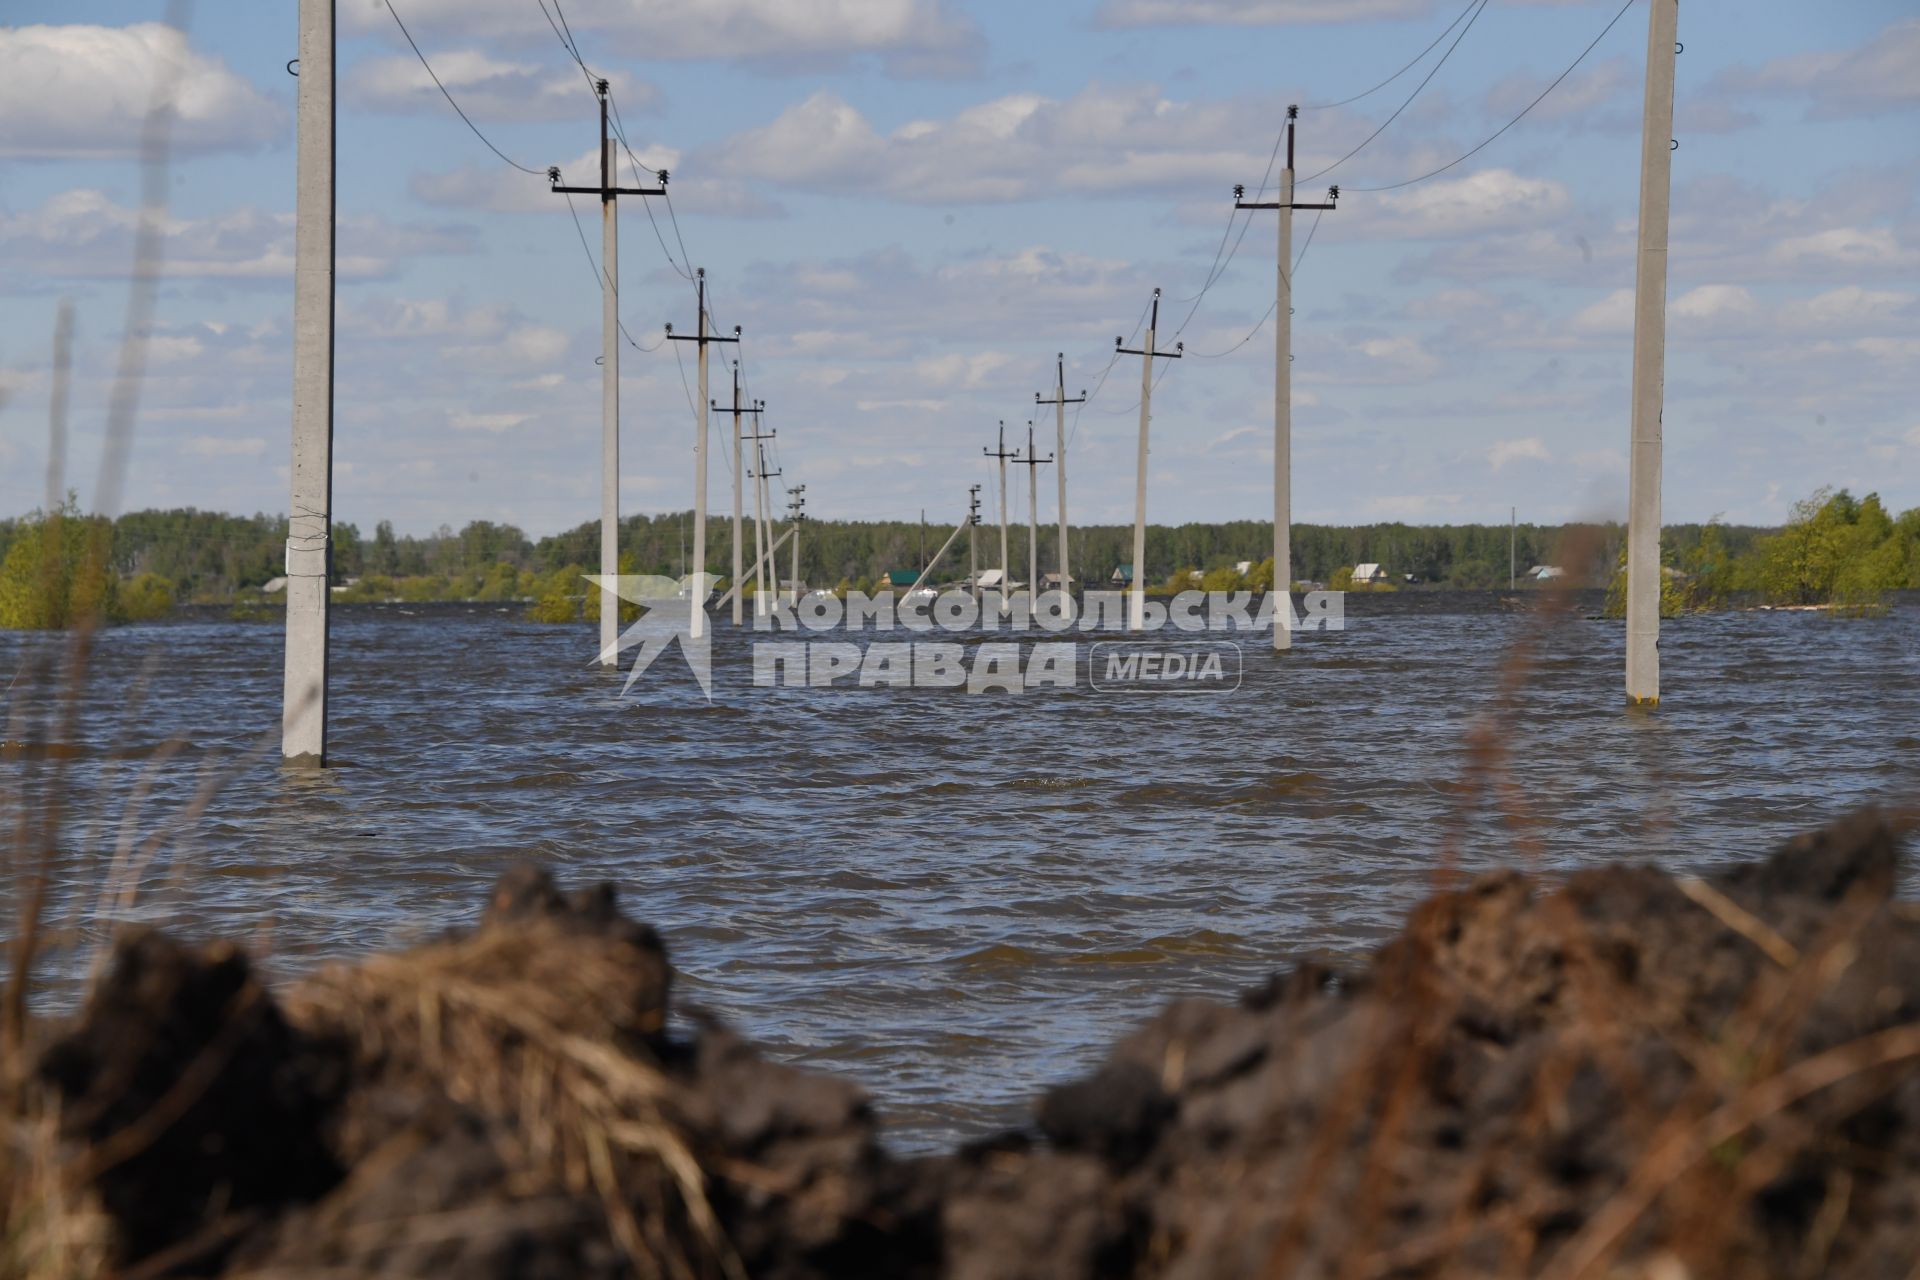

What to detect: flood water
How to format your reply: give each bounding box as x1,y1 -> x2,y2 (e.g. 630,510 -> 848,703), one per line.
4,592 -> 1918,1151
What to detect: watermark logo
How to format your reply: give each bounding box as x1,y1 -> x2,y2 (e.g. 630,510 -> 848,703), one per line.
588,582 -> 1342,697
585,574 -> 714,699
1088,641 -> 1243,693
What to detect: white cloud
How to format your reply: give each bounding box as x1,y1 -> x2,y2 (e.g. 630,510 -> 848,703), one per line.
1714,19 -> 1920,118
1484,57 -> 1633,125
412,143 -> 781,219
500,326 -> 570,365
342,298 -> 510,342
1489,437 -> 1551,469
1096,0 -> 1581,26
449,411 -> 531,434
1799,287 -> 1914,329
0,23 -> 283,158
911,351 -> 1015,390
0,190 -> 477,283
342,0 -> 980,74
182,436 -> 266,458
711,84 -> 1278,203
1358,169 -> 1574,240
1354,335 -> 1440,380
1765,228 -> 1920,273
345,51 -> 658,122
1671,284 -> 1759,323
1096,0 -> 1429,26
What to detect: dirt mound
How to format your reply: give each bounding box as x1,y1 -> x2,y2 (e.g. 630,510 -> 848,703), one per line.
27,811 -> 1920,1277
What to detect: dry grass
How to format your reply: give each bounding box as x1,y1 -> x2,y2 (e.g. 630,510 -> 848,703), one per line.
284,926 -> 745,1280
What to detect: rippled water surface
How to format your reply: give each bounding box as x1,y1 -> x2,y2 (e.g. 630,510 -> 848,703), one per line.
5,594 -> 1918,1150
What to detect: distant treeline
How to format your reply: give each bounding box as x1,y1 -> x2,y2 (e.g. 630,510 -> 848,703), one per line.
2,487 -> 1916,627
0,507 -> 1744,597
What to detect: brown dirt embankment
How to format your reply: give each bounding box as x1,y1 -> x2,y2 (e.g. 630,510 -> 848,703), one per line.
18,811 -> 1920,1278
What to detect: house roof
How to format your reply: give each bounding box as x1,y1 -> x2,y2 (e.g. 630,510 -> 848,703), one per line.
1354,562 -> 1382,578
1112,564 -> 1134,581
887,569 -> 920,587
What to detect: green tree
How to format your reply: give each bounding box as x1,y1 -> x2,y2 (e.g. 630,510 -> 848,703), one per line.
1752,489 -> 1905,608
0,503 -> 116,630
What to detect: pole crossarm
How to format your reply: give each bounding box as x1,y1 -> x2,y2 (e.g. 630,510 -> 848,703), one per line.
666,327 -> 740,346
1118,292 -> 1183,360
550,183 -> 666,196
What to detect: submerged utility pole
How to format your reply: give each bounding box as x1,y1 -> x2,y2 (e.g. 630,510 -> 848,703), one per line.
1117,290 -> 1182,631
1036,354 -> 1085,604
284,0 -> 335,765
968,484 -> 983,601
1626,0 -> 1679,706
746,428 -> 780,616
1015,423 -> 1053,607
551,80 -> 667,665
714,364 -> 763,626
1237,106 -> 1337,652
983,424 -> 1018,613
1511,506 -> 1517,591
787,487 -> 805,605
665,268 -> 739,639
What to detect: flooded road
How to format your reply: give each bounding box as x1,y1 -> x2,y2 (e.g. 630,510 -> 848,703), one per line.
5,592 -> 1917,1150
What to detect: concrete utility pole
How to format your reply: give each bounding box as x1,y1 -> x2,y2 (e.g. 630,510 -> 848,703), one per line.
968,484 -> 983,601
1237,106 -> 1337,652
665,268 -> 739,640
1015,422 -> 1053,609
1510,506 -> 1517,591
748,445 -> 779,614
284,0 -> 335,766
1035,354 -> 1085,606
550,80 -> 666,665
1626,0 -> 1679,707
787,487 -> 805,605
713,363 -> 763,626
1117,290 -> 1183,632
983,424 -> 1018,613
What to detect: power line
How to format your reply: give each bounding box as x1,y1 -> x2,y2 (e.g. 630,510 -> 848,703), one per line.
535,0 -> 597,93
1168,121 -> 1284,329
1348,0 -> 1640,193
612,121 -> 697,282
529,0 -> 697,286
1301,0 -> 1484,111
1185,209 -> 1324,359
385,0 -> 671,354
1094,348 -> 1178,417
548,0 -> 587,67
384,0 -> 545,175
1301,0 -> 1490,184
561,190 -> 660,350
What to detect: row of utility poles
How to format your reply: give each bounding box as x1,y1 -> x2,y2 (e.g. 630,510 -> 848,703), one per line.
976,0 -> 1674,682
281,0 -> 1680,762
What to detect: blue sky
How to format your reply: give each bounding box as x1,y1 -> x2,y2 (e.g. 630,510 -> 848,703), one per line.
2,0 -> 1916,536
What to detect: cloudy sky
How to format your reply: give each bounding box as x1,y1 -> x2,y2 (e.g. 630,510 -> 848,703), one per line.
1,0 -> 1915,535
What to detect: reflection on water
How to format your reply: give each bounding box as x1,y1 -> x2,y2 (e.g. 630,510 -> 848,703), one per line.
4,593 -> 1918,1151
